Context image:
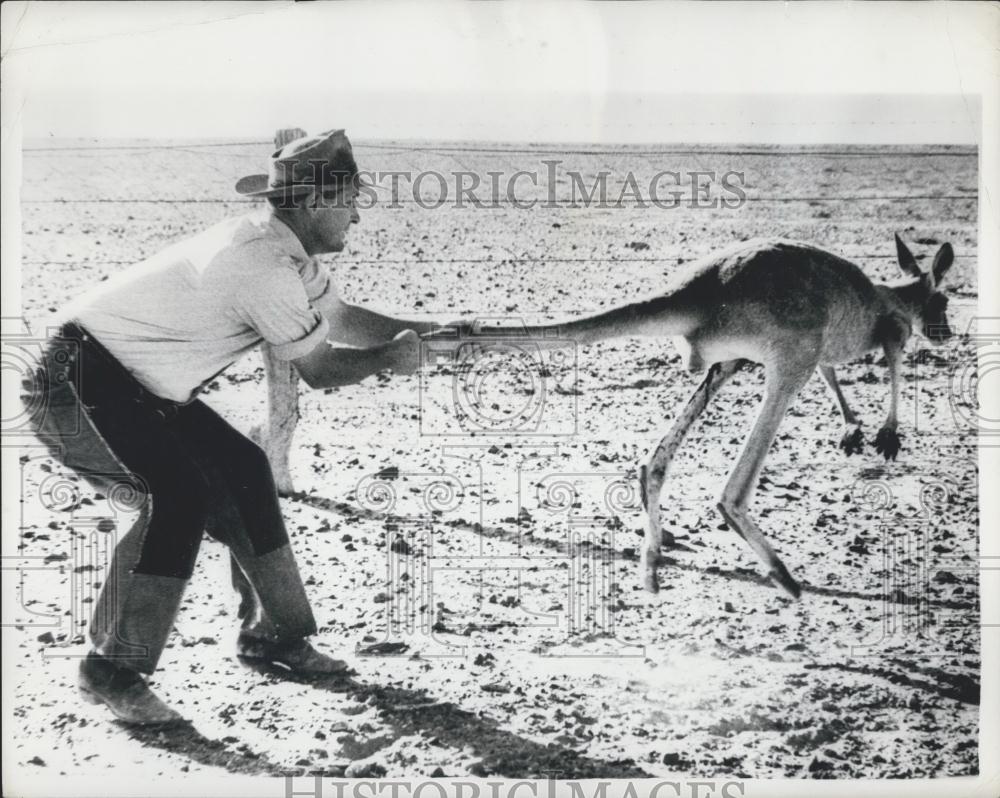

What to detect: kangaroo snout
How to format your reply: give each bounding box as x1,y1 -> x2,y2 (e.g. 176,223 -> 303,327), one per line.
925,323 -> 953,344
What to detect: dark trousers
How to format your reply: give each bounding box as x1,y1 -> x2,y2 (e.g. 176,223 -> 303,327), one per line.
25,323 -> 317,673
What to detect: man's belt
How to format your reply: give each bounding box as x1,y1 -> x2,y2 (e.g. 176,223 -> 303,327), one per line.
56,322 -> 182,420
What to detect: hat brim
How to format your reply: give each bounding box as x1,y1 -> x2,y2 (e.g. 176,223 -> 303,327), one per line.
235,174 -> 383,198
235,175 -> 315,198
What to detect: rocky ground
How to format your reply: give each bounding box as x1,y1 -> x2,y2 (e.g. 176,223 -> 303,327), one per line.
6,140 -> 980,781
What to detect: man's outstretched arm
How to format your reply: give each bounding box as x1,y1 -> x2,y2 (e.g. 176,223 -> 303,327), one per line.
316,292 -> 444,348
291,329 -> 420,390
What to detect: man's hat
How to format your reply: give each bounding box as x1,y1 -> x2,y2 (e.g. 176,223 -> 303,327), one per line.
235,129 -> 364,199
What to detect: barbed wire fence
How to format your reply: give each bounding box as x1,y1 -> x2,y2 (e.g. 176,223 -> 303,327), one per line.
20,139 -> 980,156
18,138 -> 978,274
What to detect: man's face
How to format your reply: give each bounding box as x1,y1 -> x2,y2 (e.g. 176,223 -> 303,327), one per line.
307,186 -> 360,254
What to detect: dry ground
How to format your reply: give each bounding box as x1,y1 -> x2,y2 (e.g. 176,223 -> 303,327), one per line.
7,140 -> 980,780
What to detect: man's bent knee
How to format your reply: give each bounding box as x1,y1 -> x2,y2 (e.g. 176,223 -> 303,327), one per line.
132,473 -> 211,579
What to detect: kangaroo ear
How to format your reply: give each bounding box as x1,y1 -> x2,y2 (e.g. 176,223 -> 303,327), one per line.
895,233 -> 922,278
932,242 -> 954,285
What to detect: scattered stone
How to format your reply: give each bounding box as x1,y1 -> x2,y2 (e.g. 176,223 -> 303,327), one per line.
390,535 -> 412,555
661,752 -> 691,768
345,760 -> 387,778
808,756 -> 835,774
357,641 -> 409,656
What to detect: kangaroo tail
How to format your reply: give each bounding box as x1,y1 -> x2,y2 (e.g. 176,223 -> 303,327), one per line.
519,294 -> 698,346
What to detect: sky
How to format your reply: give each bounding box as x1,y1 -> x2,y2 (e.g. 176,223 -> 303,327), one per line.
1,2 -> 991,145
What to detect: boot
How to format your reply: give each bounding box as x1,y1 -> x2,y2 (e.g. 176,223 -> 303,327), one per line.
229,544 -> 317,641
236,632 -> 354,677
90,506 -> 189,674
91,568 -> 188,674
230,546 -> 347,677
79,652 -> 185,725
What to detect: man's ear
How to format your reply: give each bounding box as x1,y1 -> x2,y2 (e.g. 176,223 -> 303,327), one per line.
932,242 -> 954,285
895,233 -> 922,278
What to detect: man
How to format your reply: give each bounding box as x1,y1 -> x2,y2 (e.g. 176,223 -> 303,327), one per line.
25,129 -> 443,725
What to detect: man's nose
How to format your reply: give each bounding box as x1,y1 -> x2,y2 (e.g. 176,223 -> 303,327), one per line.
351,209 -> 360,224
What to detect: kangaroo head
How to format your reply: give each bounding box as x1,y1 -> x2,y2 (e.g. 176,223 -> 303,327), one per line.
894,233 -> 954,344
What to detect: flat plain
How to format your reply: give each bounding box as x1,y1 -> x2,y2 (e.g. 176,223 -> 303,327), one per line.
9,139 -> 980,779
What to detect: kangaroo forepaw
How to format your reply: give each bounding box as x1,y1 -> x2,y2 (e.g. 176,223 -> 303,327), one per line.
839,425 -> 864,456
874,427 -> 901,461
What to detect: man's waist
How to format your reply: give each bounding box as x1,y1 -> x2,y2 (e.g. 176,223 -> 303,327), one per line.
60,320 -> 254,405
55,322 -> 184,414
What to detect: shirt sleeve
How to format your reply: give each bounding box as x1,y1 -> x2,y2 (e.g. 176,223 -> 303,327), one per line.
298,256 -> 334,304
233,255 -> 330,361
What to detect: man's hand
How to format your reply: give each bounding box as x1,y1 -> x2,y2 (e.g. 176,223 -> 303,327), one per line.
385,329 -> 421,376
421,320 -> 474,340
293,330 -> 420,389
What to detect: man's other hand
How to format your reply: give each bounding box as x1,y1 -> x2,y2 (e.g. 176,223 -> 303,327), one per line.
421,320 -> 473,340
387,329 -> 421,376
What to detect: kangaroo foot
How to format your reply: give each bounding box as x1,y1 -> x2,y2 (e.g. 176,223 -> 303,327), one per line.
874,426 -> 901,461
839,424 -> 864,456
767,560 -> 802,600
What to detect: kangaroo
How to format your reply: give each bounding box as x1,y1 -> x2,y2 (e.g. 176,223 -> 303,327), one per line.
444,234 -> 955,598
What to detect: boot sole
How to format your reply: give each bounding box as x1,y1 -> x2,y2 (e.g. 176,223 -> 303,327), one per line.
237,653 -> 357,680
78,684 -> 186,727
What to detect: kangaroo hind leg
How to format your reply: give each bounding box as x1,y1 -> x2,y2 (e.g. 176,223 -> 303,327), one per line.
715,359 -> 815,599
640,359 -> 743,594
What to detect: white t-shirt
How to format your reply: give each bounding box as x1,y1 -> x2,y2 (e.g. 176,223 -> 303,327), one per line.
69,210 -> 331,402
